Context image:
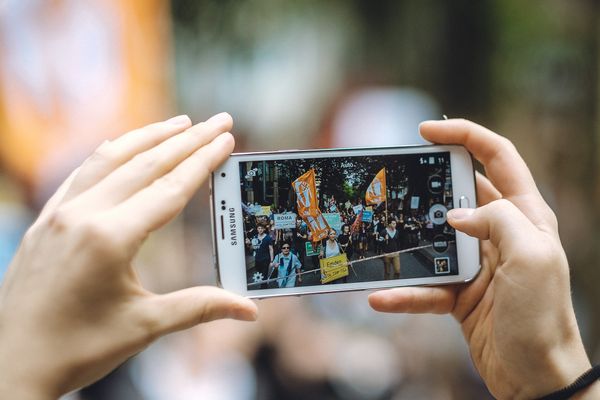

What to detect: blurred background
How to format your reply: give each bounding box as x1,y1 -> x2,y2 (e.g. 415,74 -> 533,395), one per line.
1,0 -> 599,399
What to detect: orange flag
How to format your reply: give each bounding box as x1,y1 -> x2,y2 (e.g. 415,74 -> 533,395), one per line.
365,168 -> 387,206
292,169 -> 330,241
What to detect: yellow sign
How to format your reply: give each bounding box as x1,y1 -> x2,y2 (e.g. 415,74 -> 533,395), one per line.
255,206 -> 272,216
320,253 -> 349,284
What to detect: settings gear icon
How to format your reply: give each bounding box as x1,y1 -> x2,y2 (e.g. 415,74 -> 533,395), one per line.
252,272 -> 265,283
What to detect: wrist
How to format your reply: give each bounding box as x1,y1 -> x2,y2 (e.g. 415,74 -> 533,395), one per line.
528,339 -> 592,399
0,358 -> 57,400
0,332 -> 61,400
573,380 -> 600,400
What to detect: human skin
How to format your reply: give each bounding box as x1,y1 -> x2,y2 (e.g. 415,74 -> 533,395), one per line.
368,119 -> 600,399
0,113 -> 258,399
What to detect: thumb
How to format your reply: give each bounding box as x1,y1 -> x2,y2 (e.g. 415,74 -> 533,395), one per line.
447,199 -> 537,252
141,286 -> 258,337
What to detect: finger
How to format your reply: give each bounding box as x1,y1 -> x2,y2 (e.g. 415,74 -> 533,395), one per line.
61,115 -> 192,203
475,172 -> 501,207
419,119 -> 554,229
103,132 -> 234,241
447,199 -> 541,250
37,167 -> 80,221
141,286 -> 258,336
72,113 -> 232,213
368,286 -> 457,314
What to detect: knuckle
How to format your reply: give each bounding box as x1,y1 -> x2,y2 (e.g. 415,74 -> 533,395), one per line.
46,208 -> 73,233
156,175 -> 188,205
133,152 -> 168,171
90,140 -> 115,163
498,135 -> 516,152
132,152 -> 159,171
488,198 -> 514,214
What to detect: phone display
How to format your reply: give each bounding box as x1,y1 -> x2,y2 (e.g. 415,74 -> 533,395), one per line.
211,145 -> 479,298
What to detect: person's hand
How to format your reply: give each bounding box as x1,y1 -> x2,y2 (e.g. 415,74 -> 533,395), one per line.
368,120 -> 598,399
0,113 -> 257,399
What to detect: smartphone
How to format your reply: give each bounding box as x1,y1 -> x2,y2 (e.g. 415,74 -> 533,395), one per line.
210,145 -> 479,298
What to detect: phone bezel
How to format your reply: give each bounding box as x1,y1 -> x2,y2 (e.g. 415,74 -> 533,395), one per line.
210,144 -> 479,298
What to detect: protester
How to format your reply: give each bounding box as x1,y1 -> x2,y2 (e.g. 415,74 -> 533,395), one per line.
320,228 -> 342,259
292,217 -> 308,263
270,243 -> 302,288
245,223 -> 274,288
337,224 -> 353,260
381,219 -> 402,279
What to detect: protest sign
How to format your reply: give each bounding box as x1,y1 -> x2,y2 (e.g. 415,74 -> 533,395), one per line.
362,210 -> 373,222
410,196 -> 420,209
320,253 -> 349,284
274,213 -> 297,229
305,241 -> 322,257
323,213 -> 342,232
352,204 -> 363,214
255,206 -> 271,216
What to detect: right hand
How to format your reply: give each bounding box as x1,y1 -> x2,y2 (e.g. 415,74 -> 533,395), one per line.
369,120 -> 597,399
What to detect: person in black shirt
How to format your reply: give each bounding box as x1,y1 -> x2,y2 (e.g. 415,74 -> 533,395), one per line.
382,219 -> 402,279
292,218 -> 308,264
245,223 -> 274,287
338,224 -> 353,260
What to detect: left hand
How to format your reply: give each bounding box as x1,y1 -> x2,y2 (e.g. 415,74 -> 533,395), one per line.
0,113 -> 257,398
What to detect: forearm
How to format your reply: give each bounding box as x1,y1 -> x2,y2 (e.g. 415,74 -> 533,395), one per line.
574,381 -> 600,400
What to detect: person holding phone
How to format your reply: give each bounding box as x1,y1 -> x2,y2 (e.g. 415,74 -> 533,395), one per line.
0,116 -> 598,399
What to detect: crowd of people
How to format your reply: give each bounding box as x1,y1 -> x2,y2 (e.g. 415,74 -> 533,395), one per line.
243,197 -> 452,288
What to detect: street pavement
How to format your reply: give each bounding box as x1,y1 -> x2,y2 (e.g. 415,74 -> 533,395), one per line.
246,242 -> 458,289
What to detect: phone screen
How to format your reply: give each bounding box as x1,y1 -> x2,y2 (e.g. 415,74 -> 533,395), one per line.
239,151 -> 457,291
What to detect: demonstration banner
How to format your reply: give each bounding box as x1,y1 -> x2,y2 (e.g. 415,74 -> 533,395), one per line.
366,168 -> 387,206
274,213 -> 297,229
292,169 -> 329,241
253,205 -> 271,216
352,204 -> 363,215
305,241 -> 322,257
320,253 -> 349,284
323,213 -> 342,233
361,210 -> 373,222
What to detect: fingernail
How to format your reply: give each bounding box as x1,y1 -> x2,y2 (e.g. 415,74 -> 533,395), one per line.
235,304 -> 258,321
206,112 -> 231,126
447,208 -> 474,220
165,115 -> 191,126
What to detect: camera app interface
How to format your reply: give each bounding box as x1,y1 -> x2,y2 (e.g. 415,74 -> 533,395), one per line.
239,152 -> 457,291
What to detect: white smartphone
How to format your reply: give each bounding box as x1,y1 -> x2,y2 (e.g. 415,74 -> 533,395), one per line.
210,145 -> 479,298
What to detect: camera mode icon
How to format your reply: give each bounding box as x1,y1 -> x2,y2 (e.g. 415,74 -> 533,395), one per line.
428,204 -> 448,225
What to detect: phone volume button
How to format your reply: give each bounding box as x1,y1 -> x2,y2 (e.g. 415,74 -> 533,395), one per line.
459,196 -> 470,208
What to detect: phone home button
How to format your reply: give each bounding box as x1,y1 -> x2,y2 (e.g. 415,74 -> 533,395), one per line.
459,196 -> 470,208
